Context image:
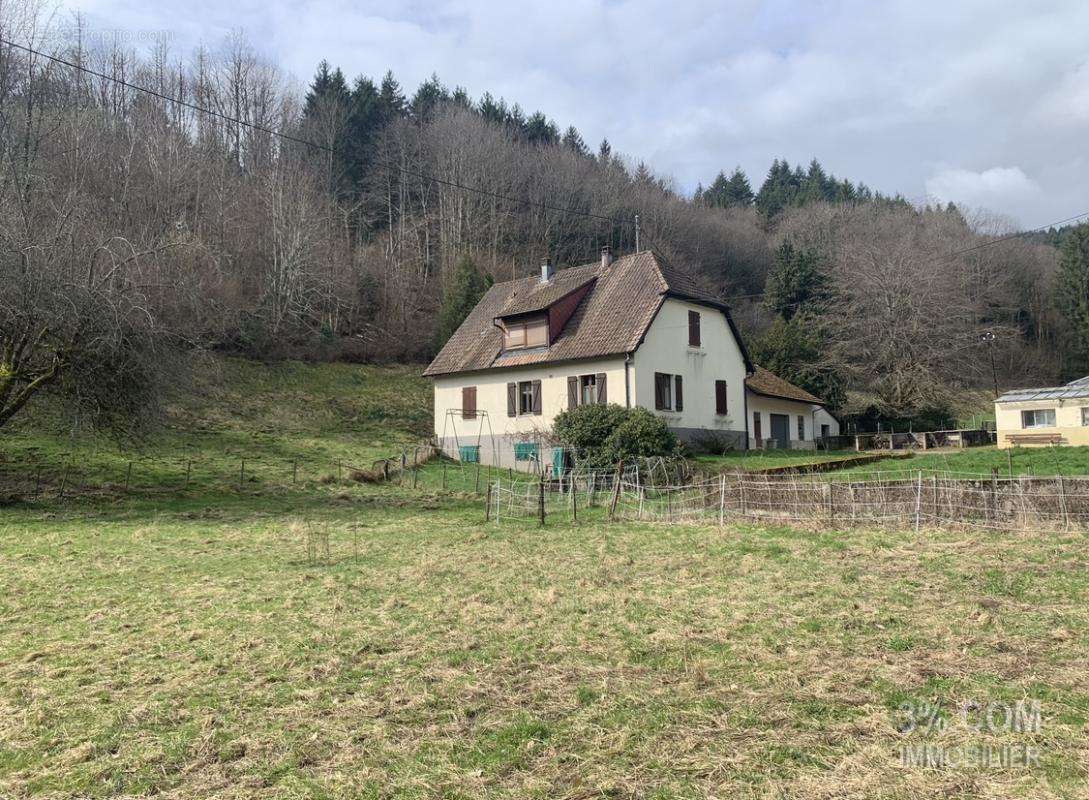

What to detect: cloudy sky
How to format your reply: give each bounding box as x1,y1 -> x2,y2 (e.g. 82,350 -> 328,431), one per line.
64,0 -> 1089,229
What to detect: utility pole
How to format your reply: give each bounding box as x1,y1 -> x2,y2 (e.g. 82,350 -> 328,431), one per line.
982,331 -> 998,398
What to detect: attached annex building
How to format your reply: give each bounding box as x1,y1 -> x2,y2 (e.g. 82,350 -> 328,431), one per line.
424,249 -> 839,469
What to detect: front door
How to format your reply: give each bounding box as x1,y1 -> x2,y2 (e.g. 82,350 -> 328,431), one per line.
770,413 -> 790,449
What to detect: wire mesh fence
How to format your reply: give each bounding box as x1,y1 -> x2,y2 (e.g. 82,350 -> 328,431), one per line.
485,468 -> 1089,534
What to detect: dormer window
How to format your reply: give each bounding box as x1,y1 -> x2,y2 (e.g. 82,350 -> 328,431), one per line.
502,315 -> 548,350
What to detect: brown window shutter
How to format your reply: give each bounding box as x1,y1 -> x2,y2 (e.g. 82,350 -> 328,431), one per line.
567,376 -> 578,409
715,380 -> 727,415
531,380 -> 542,415
688,310 -> 700,347
595,373 -> 607,404
654,373 -> 664,410
674,375 -> 683,412
507,382 -> 517,417
462,386 -> 477,419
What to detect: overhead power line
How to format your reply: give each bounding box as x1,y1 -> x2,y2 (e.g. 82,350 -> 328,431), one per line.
3,36 -> 1085,282
0,37 -> 632,227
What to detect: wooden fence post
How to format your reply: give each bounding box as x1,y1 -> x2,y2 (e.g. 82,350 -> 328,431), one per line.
34,464 -> 42,496
571,480 -> 577,523
538,480 -> 546,526
239,458 -> 246,491
485,483 -> 492,522
608,461 -> 624,520
475,461 -> 481,494
186,459 -> 193,489
442,461 -> 447,490
59,462 -> 70,498
739,474 -> 747,518
125,461 -> 133,493
291,459 -> 297,484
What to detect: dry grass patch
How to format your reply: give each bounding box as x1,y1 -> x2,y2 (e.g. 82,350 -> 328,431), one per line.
2,497 -> 1087,798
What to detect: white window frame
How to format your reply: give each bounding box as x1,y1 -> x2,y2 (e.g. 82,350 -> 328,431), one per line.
518,381 -> 535,415
1021,408 -> 1056,428
579,374 -> 597,406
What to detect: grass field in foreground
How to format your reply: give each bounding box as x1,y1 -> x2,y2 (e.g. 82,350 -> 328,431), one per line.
2,485 -> 1087,799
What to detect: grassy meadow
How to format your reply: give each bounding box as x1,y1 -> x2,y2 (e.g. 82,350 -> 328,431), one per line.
2,360 -> 1088,798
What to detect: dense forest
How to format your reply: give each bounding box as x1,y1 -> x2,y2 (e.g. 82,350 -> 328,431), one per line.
2,6 -> 1087,434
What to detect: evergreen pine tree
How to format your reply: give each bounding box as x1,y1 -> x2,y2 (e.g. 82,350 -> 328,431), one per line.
410,73 -> 449,122
1056,225 -> 1089,376
751,315 -> 846,410
378,71 -> 406,122
764,241 -> 830,321
598,138 -> 612,161
436,255 -> 493,348
562,126 -> 588,156
723,166 -> 754,206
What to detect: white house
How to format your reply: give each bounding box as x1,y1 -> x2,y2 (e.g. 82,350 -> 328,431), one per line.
424,249 -> 838,469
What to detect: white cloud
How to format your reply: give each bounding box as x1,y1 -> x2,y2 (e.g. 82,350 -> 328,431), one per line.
925,167 -> 1041,213
61,0 -> 1089,227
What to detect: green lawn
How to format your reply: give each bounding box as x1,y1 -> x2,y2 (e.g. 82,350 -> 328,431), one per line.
0,358 -> 432,498
835,445 -> 1089,480
693,449 -> 862,472
1,362 -> 1085,797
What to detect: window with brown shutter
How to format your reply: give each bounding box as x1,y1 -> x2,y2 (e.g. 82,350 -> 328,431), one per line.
595,373 -> 607,404
654,372 -> 671,410
674,375 -> 683,411
715,380 -> 728,415
462,386 -> 477,419
531,380 -> 542,415
507,382 -> 517,417
567,376 -> 579,409
688,310 -> 701,347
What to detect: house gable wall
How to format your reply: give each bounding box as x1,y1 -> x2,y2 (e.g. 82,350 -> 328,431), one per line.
631,297 -> 748,445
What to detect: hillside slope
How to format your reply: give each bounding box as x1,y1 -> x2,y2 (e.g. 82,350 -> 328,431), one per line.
0,358 -> 432,495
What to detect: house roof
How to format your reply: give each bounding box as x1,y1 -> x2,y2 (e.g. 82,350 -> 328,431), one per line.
498,268 -> 597,317
997,376 -> 1089,403
424,250 -> 753,377
745,366 -> 824,405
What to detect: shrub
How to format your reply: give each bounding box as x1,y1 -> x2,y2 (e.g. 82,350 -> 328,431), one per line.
552,404 -> 679,468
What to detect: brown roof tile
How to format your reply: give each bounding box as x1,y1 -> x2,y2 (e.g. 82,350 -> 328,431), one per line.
423,251 -> 751,377
745,366 -> 824,405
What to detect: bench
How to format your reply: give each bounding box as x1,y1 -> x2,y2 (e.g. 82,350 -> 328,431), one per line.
1006,433 -> 1064,446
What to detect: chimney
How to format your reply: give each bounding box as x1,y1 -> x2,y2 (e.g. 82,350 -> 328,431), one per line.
600,246 -> 613,270
540,259 -> 555,283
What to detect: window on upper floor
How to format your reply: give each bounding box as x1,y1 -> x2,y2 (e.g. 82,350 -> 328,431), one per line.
502,315 -> 548,350
688,310 -> 701,347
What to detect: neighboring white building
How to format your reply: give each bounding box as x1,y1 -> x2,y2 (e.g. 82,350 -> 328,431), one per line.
424,249 -> 837,469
